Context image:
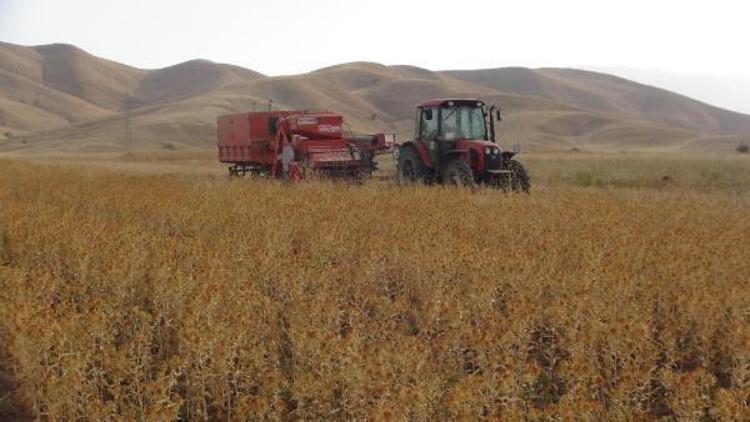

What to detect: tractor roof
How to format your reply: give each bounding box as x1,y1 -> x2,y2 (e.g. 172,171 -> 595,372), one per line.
418,98 -> 485,108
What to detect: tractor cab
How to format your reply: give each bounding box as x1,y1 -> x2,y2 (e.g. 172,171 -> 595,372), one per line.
396,98 -> 530,191
416,99 -> 495,143
415,99 -> 500,166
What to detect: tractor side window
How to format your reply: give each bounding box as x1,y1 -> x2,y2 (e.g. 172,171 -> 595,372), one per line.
419,107 -> 438,141
465,107 -> 487,140
441,107 -> 460,141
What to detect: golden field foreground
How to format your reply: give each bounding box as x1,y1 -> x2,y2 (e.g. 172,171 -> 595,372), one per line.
1,154 -> 749,420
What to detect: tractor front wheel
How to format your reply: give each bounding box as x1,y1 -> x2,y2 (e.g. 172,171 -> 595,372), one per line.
397,147 -> 425,186
496,160 -> 530,192
442,159 -> 476,187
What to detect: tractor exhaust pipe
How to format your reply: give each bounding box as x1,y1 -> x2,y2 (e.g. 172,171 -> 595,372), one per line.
488,104 -> 498,142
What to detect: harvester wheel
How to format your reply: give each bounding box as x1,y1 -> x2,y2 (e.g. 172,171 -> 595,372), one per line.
442,159 -> 476,188
496,160 -> 530,192
397,147 -> 425,186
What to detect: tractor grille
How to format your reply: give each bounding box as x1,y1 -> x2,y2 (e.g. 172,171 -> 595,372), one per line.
485,153 -> 503,171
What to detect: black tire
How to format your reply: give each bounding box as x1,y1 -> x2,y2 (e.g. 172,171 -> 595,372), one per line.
496,160 -> 530,192
397,146 -> 425,186
351,167 -> 370,184
442,159 -> 477,187
361,151 -> 375,176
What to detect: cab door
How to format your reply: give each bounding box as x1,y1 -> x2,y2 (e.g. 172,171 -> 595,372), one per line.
418,106 -> 440,167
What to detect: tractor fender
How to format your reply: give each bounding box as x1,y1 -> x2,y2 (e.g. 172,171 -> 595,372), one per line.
398,141 -> 432,168
500,151 -> 518,161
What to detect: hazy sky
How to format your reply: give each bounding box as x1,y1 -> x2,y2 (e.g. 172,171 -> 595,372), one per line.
2,0 -> 749,113
1,0 -> 749,76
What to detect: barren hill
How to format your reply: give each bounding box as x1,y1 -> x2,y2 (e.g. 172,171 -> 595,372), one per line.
131,59 -> 264,108
1,41 -> 749,154
445,67 -> 750,135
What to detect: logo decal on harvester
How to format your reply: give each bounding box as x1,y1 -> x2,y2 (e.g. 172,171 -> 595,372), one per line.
319,125 -> 341,134
297,117 -> 318,125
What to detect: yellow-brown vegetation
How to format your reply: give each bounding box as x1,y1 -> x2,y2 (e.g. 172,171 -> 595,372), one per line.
0,156 -> 749,419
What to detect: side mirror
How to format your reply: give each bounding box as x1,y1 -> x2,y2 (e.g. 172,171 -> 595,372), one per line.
496,108 -> 502,122
424,109 -> 433,121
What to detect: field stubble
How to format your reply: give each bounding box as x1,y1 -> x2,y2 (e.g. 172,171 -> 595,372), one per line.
0,154 -> 749,420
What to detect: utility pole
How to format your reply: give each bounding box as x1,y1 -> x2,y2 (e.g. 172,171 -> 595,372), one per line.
123,91 -> 133,148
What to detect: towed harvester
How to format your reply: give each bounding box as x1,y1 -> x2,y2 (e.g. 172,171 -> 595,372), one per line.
217,110 -> 394,180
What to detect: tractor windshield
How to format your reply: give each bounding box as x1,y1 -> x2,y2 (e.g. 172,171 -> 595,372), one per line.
440,105 -> 487,141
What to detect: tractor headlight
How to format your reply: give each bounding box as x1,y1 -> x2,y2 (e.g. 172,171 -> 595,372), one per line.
484,147 -> 491,155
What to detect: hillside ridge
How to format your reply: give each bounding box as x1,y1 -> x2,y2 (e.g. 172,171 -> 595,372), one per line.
1,41 -> 749,153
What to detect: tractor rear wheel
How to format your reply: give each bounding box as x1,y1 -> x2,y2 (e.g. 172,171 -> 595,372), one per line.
442,159 -> 476,187
397,147 -> 425,186
496,160 -> 530,192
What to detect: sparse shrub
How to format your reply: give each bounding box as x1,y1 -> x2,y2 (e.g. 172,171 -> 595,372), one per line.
737,143 -> 749,154
575,171 -> 595,187
524,322 -> 568,409
0,231 -> 9,266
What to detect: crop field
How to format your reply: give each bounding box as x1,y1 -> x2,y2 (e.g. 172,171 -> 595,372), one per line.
1,153 -> 749,420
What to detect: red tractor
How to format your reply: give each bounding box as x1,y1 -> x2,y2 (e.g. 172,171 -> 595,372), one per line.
217,110 -> 393,180
395,99 -> 530,191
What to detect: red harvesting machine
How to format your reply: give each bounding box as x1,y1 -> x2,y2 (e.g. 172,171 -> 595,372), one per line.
217,110 -> 394,180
